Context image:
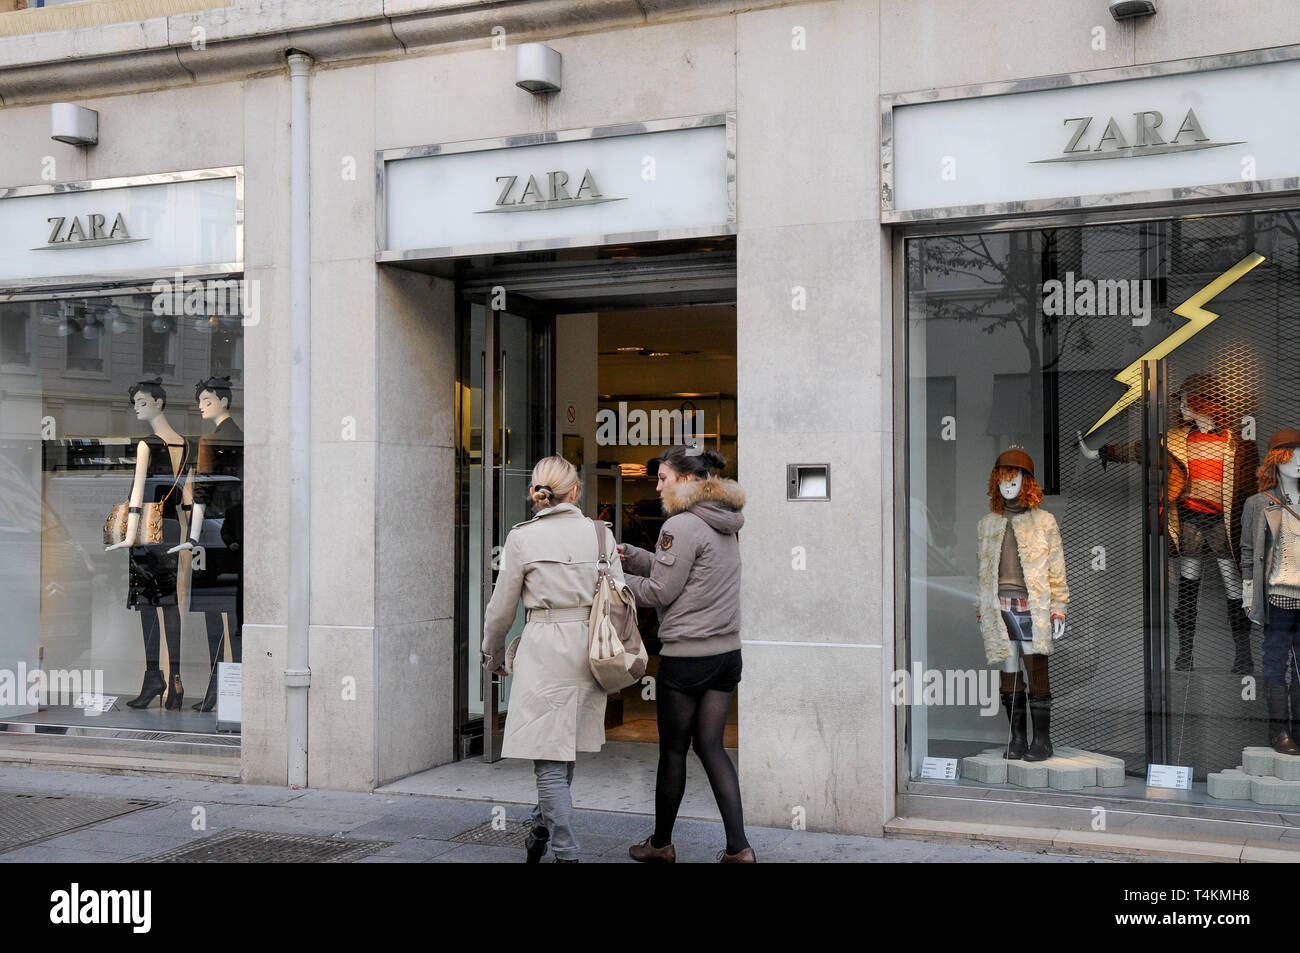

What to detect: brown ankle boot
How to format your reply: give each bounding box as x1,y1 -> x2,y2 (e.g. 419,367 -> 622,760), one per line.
628,836 -> 675,863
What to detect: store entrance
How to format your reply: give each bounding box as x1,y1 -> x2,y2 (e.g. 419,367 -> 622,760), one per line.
453,243 -> 738,762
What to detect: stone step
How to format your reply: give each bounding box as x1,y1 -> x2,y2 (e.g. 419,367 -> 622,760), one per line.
960,746 -> 1126,790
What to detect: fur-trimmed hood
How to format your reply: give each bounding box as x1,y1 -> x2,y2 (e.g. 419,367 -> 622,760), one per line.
662,476 -> 745,534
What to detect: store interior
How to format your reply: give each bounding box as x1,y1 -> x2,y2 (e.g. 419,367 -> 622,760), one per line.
583,303 -> 738,747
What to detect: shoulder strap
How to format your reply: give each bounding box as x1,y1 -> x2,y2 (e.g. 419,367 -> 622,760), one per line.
158,439 -> 189,507
1263,492 -> 1300,524
590,517 -> 608,569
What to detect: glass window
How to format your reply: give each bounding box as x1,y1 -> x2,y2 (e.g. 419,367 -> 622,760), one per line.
906,210 -> 1300,808
0,303 -> 31,366
0,288 -> 244,734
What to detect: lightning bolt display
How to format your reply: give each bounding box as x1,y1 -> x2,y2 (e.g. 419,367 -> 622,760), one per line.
1083,252 -> 1267,437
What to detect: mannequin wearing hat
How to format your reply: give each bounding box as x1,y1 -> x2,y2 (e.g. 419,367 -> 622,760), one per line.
1079,373 -> 1258,673
1239,429 -> 1300,754
976,450 -> 1069,762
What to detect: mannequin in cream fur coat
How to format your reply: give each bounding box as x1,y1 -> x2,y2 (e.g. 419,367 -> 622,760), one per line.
976,450 -> 1068,761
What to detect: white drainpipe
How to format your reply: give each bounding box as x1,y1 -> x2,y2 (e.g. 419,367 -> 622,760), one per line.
285,49 -> 313,788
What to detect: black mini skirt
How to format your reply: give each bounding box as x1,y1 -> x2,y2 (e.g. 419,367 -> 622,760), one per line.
658,649 -> 743,697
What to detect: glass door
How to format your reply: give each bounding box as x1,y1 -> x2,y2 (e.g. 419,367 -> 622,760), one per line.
456,296 -> 553,760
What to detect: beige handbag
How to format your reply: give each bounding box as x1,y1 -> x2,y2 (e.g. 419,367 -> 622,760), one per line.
587,519 -> 648,693
104,441 -> 188,546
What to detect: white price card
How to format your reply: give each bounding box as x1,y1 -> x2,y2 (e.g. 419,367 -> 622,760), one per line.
920,757 -> 959,780
74,693 -> 116,714
1146,764 -> 1193,789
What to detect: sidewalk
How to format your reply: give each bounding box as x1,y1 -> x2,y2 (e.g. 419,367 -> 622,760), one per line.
0,765 -> 1099,863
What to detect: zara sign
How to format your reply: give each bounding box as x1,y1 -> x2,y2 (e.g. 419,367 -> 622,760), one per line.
884,55 -> 1300,219
0,170 -> 240,289
379,115 -> 734,258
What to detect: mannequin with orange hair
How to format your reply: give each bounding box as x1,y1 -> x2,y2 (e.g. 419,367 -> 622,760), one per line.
976,450 -> 1068,762
1080,373 -> 1257,673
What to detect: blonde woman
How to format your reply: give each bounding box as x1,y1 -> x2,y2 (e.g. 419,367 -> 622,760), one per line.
481,455 -> 622,863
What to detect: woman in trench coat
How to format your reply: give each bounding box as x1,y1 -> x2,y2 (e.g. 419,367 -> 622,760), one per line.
481,454 -> 622,863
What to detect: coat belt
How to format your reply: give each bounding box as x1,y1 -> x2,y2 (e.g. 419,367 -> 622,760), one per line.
526,606 -> 591,623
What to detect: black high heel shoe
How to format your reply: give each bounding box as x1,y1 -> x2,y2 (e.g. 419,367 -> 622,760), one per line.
164,674 -> 184,711
192,671 -> 218,713
125,670 -> 166,709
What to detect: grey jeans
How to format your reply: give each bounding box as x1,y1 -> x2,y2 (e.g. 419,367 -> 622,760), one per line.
531,759 -> 578,860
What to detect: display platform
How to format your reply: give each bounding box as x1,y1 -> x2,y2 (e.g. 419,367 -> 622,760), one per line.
1208,747 -> 1300,805
961,746 -> 1127,790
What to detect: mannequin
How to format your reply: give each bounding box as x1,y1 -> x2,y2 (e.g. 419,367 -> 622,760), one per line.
169,376 -> 243,712
107,378 -> 191,710
1239,429 -> 1300,754
976,449 -> 1069,762
1080,373 -> 1258,672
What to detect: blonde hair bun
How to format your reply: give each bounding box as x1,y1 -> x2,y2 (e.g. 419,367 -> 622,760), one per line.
528,456 -> 580,512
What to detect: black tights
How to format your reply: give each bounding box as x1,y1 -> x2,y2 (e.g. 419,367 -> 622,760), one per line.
140,606 -> 181,680
651,685 -> 749,854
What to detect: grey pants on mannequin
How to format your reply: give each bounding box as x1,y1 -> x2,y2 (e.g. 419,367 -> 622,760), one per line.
532,760 -> 578,860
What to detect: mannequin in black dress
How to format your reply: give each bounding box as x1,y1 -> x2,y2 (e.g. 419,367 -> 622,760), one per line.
170,376 -> 243,712
106,378 -> 191,710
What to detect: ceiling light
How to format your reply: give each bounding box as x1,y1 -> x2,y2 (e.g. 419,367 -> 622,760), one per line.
648,351 -> 671,358
616,346 -> 645,352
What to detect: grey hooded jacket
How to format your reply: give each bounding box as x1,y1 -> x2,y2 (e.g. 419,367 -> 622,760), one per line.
623,476 -> 745,658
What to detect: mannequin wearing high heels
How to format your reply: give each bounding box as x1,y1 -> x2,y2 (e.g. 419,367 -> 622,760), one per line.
107,378 -> 191,710
169,377 -> 243,713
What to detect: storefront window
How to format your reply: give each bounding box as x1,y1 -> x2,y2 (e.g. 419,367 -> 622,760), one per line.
0,288 -> 244,731
907,210 -> 1300,805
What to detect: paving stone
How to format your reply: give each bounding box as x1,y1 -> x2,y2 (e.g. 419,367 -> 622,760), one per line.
1207,769 -> 1254,801
1270,752 -> 1300,780
1251,776 -> 1300,807
369,838 -> 462,861
961,750 -> 1007,783
1242,747 -> 1277,777
1007,760 -> 1049,787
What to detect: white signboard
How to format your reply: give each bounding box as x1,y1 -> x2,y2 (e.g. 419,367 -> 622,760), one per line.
215,661 -> 242,730
382,121 -> 730,256
1146,763 -> 1193,790
919,757 -> 959,780
0,172 -> 240,287
888,57 -> 1300,216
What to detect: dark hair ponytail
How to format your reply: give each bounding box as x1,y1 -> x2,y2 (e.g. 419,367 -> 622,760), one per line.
654,445 -> 726,480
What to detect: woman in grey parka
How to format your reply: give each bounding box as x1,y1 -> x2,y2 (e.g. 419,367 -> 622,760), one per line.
481,455 -> 623,863
619,446 -> 754,863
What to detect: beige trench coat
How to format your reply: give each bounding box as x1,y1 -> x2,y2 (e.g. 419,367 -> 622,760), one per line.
480,502 -> 620,762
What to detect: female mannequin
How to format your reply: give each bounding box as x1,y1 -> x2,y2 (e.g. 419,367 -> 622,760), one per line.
169,377 -> 243,712
107,378 -> 191,710
1079,373 -> 1257,673
976,449 -> 1068,762
1240,429 -> 1300,754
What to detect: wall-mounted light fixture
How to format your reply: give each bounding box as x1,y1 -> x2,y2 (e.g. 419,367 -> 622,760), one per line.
516,43 -> 562,94
50,103 -> 98,146
1109,0 -> 1156,20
